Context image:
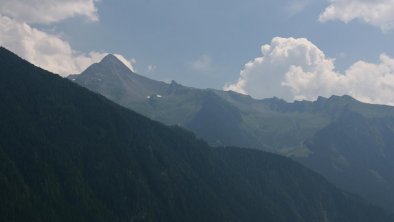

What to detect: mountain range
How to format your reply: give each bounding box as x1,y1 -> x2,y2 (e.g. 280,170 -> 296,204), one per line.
1,47 -> 394,221
70,54 -> 394,213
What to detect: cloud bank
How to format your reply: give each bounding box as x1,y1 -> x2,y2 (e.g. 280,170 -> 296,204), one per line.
0,0 -> 98,24
225,37 -> 394,105
320,0 -> 394,31
0,0 -> 135,76
0,15 -> 106,76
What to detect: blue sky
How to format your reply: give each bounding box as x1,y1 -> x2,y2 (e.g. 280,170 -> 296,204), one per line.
1,0 -> 394,104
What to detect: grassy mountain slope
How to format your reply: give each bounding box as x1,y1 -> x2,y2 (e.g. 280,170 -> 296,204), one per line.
71,56 -> 331,152
73,56 -> 394,153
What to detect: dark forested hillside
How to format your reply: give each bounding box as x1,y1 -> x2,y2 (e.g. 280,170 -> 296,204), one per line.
299,109 -> 394,212
1,47 -> 392,222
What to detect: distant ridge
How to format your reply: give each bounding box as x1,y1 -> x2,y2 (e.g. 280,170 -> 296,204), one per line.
71,52 -> 394,213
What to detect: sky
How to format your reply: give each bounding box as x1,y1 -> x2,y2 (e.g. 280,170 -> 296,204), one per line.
1,0 -> 394,105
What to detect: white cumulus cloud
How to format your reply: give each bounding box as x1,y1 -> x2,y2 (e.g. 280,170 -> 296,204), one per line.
0,15 -> 106,76
0,0 -> 98,24
0,0 -> 134,76
224,37 -> 394,105
319,0 -> 394,31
